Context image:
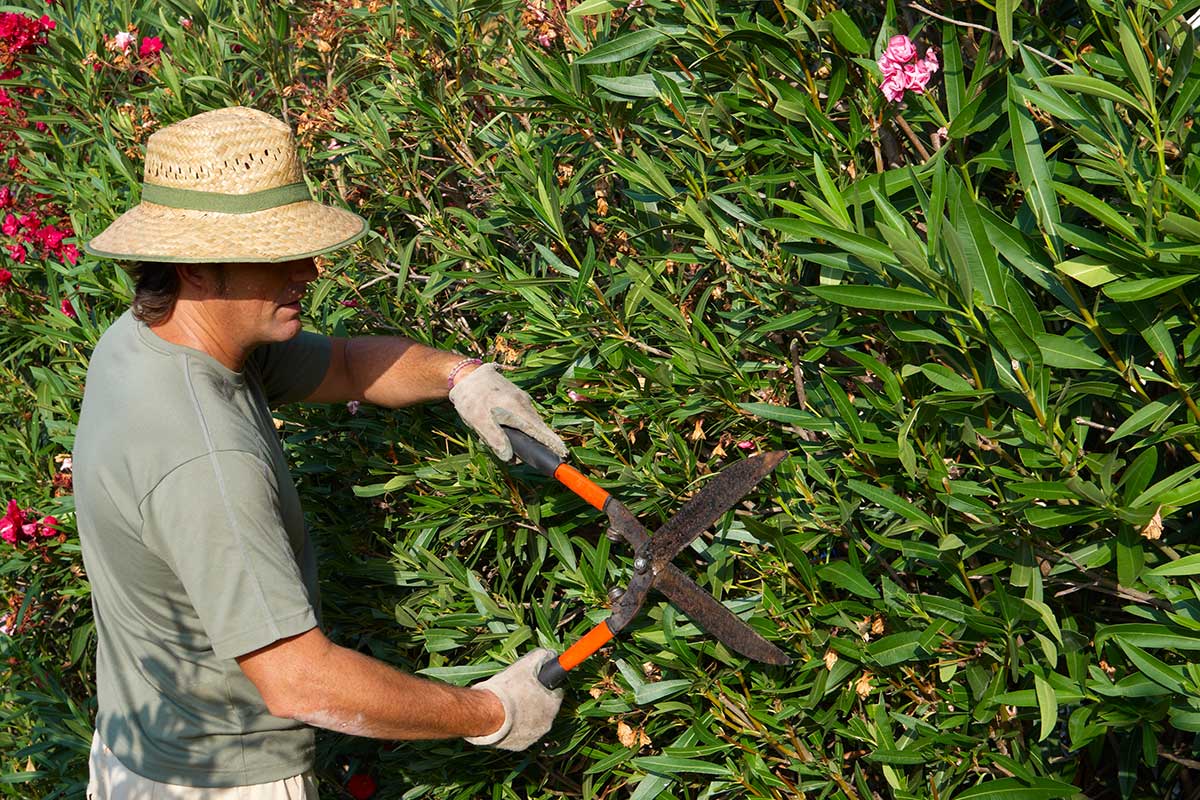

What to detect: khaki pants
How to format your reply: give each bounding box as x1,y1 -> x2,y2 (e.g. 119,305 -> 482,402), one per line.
87,732 -> 318,799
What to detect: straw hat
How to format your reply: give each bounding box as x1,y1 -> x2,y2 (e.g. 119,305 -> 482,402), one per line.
83,106 -> 368,263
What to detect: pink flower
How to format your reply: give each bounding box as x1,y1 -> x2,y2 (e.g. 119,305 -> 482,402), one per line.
0,186 -> 11,208
1,500 -> 24,544
37,225 -> 66,250
568,390 -> 586,402
8,243 -> 25,263
883,35 -> 917,65
113,30 -> 134,51
0,268 -> 11,289
903,60 -> 934,92
340,299 -> 359,307
37,515 -> 58,537
60,297 -> 76,318
737,440 -> 756,450
877,34 -> 938,102
60,243 -> 78,265
346,400 -> 360,415
880,73 -> 907,102
139,36 -> 163,58
1,213 -> 17,235
179,16 -> 192,30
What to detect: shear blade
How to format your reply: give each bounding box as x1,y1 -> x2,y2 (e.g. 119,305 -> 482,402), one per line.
647,451 -> 788,568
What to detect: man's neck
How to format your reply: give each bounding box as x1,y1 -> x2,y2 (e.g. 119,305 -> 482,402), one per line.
149,302 -> 247,371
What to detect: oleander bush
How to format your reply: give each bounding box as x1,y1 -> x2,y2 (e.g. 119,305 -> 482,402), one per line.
4,0 -> 1200,797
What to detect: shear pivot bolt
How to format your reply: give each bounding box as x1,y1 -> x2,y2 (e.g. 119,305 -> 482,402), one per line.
633,556 -> 649,573
608,587 -> 625,602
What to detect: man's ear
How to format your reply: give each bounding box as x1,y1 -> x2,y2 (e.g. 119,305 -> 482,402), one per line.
177,263 -> 226,296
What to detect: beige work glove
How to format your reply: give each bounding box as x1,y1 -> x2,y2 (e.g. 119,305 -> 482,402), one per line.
465,649 -> 564,752
448,363 -> 568,462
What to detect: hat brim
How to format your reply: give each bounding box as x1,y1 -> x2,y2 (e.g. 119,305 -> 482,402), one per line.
82,200 -> 368,263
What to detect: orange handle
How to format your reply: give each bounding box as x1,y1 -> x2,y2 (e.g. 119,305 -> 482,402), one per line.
537,620 -> 615,689
553,463 -> 610,511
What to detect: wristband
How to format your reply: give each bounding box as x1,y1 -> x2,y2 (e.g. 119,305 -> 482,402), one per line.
447,358 -> 483,390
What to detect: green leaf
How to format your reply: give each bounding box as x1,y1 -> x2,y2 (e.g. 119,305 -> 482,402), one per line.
1008,76 -> 1061,247
1041,74 -> 1147,117
826,10 -> 869,55
575,28 -> 666,65
1055,256 -> 1120,287
953,778 -> 1078,800
819,561 -> 879,599
1116,640 -> 1186,693
1109,399 -> 1178,442
1096,623 -> 1200,651
569,0 -> 620,16
1035,333 -> 1107,369
867,631 -> 926,666
1053,181 -> 1139,241
1118,18 -> 1154,103
1102,274 -> 1197,302
1034,673 -> 1057,741
808,285 -> 953,312
1149,553 -> 1200,577
997,0 -> 1017,56
633,755 -> 728,776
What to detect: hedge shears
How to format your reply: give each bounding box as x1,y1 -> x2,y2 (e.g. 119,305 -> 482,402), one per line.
501,428 -> 790,689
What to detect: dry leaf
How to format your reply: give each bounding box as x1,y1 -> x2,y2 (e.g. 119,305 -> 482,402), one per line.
871,616 -> 885,637
823,649 -> 838,670
589,686 -> 604,699
690,417 -> 705,442
855,671 -> 873,698
616,720 -> 651,748
1141,507 -> 1163,540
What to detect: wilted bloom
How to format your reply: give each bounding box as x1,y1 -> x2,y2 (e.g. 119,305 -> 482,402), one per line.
139,36 -> 163,58
346,774 -> 377,800
113,30 -> 134,51
340,299 -> 359,307
877,35 -> 939,102
60,297 -> 76,318
346,400 -> 360,415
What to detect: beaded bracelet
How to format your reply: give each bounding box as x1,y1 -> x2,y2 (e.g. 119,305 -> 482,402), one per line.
447,357 -> 483,390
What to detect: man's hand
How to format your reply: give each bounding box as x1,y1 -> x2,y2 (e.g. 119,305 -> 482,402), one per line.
465,649 -> 564,752
449,364 -> 567,462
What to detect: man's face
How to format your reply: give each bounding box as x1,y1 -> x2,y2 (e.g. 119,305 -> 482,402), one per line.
205,258 -> 319,347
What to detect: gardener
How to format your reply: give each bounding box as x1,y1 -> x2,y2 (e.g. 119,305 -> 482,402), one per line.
74,106 -> 564,798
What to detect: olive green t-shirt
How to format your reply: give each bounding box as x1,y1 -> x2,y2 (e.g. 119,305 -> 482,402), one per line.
74,310 -> 331,787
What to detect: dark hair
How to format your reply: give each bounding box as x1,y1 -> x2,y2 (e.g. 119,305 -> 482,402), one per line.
128,262 -> 180,325
127,262 -> 229,324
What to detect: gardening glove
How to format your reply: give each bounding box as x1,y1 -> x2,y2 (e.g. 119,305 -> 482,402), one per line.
448,363 -> 568,462
465,648 -> 564,752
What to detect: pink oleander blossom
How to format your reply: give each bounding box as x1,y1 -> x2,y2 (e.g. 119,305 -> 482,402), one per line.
37,515 -> 58,537
138,35 -> 162,58
0,268 -> 11,289
877,35 -> 939,102
113,30 -> 134,51
60,297 -> 76,318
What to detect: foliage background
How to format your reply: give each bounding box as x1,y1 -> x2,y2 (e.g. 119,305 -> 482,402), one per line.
3,0 -> 1200,797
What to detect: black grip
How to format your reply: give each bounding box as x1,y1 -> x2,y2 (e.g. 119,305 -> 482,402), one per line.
537,655 -> 569,689
502,426 -> 563,476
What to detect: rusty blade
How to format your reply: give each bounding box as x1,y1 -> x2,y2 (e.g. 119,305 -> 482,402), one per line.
647,451 -> 788,568
656,566 -> 790,665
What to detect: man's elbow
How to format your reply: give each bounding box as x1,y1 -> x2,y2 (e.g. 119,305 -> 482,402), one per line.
236,627 -> 330,720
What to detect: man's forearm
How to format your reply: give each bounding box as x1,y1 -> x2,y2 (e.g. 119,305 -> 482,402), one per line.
307,336 -> 479,407
240,628 -> 504,740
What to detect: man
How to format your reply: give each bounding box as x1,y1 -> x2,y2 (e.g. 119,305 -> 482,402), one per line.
75,106 -> 564,798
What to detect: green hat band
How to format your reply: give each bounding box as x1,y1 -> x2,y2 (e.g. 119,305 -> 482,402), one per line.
140,182 -> 312,214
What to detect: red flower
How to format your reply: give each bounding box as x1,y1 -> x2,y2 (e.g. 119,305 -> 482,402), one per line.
37,515 -> 58,537
138,36 -> 162,58
60,297 -> 76,319
1,213 -> 16,236
37,225 -> 66,250
60,243 -> 78,265
8,243 -> 25,263
0,268 -> 11,288
0,186 -> 11,208
0,500 -> 25,545
345,774 -> 376,800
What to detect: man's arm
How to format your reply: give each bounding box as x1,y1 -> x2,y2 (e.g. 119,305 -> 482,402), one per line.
303,336 -> 476,407
237,626 -> 504,739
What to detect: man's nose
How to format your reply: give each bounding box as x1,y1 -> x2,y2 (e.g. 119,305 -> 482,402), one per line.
290,258 -> 318,283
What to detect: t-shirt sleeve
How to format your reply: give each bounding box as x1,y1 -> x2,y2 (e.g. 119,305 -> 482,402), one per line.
247,331 -> 332,406
139,450 -> 318,660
